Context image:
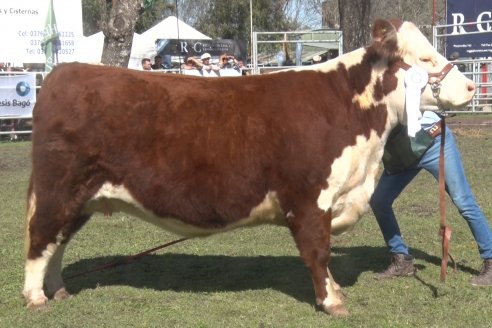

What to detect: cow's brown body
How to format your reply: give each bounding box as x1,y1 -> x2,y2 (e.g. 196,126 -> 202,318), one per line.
23,20 -> 475,315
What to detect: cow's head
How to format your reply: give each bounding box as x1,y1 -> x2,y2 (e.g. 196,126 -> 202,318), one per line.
370,19 -> 475,130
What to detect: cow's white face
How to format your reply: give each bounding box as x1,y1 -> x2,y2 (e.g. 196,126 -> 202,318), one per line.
392,22 -> 475,114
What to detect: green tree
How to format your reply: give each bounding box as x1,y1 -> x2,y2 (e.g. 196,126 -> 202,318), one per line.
82,0 -> 175,36
135,0 -> 176,33
82,0 -> 100,36
82,0 -> 176,66
194,0 -> 250,40
194,0 -> 299,40
99,0 -> 144,67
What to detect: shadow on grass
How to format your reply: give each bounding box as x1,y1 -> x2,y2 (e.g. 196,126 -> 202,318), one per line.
331,246 -> 477,299
62,246 -> 477,305
64,253 -> 315,304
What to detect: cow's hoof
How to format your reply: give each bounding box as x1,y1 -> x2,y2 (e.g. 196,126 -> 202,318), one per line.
325,304 -> 349,317
53,288 -> 71,301
26,297 -> 48,310
336,290 -> 346,301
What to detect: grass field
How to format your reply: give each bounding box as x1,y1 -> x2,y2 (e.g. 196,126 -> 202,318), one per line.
0,115 -> 491,327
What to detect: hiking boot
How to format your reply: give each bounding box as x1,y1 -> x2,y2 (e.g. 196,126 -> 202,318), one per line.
470,259 -> 492,286
374,254 -> 416,280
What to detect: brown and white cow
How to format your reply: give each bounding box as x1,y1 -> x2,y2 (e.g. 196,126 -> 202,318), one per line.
23,20 -> 475,315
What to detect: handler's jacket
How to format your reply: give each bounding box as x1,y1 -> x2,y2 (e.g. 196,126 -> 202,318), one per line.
383,111 -> 442,175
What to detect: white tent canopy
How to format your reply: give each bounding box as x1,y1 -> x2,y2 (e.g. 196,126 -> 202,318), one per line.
128,16 -> 210,69
78,16 -> 210,69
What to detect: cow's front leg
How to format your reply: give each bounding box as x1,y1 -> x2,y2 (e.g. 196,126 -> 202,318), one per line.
288,208 -> 348,316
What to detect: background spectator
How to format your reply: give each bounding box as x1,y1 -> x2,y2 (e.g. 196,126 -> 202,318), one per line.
151,55 -> 165,70
200,53 -> 220,72
219,54 -> 237,69
141,58 -> 152,71
182,57 -> 202,70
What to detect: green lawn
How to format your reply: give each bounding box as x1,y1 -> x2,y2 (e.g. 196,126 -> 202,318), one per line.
1,118 -> 491,327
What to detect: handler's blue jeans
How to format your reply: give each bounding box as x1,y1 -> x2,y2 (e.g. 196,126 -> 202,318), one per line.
370,126 -> 492,260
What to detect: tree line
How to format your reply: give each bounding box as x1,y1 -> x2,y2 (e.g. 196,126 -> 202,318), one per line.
81,0 -> 446,67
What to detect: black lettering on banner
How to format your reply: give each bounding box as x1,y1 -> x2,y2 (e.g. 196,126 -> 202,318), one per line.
12,99 -> 30,108
0,99 -> 12,107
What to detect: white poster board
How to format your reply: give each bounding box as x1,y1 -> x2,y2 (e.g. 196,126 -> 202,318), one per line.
0,0 -> 83,65
0,73 -> 36,117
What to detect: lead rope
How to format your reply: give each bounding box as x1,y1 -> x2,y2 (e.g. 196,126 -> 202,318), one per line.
431,79 -> 457,282
65,237 -> 189,280
438,117 -> 452,281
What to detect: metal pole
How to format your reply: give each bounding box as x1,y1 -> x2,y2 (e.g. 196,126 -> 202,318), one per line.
250,0 -> 253,67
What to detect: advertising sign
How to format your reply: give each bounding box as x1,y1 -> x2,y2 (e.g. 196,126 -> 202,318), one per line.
0,74 -> 36,117
156,39 -> 248,60
446,0 -> 492,58
0,0 -> 83,65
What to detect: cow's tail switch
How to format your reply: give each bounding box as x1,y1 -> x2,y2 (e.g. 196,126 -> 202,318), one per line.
24,177 -> 36,256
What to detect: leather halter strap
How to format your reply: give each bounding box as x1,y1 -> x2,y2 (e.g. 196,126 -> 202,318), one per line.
428,63 -> 454,84
394,61 -> 455,85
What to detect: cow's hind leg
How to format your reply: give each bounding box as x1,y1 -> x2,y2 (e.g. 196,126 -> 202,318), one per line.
23,189 -> 90,309
45,214 -> 90,301
288,208 -> 348,316
44,243 -> 70,301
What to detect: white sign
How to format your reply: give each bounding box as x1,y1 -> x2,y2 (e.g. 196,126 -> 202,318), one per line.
0,0 -> 83,65
0,74 -> 36,117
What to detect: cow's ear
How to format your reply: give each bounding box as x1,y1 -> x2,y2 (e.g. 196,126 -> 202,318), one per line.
371,19 -> 397,43
370,19 -> 400,59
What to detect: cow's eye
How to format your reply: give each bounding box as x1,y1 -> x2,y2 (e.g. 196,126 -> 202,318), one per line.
419,57 -> 437,67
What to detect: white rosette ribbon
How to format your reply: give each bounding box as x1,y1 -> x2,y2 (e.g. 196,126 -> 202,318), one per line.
404,66 -> 429,137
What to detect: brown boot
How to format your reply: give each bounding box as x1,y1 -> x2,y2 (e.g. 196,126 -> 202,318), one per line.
374,254 -> 416,280
470,259 -> 492,286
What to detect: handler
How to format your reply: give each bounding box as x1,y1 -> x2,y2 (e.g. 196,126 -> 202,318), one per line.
370,110 -> 492,286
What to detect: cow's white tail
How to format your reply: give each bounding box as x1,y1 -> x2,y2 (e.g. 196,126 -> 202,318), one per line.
24,187 -> 36,256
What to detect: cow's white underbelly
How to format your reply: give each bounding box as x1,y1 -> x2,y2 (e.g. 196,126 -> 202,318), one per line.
85,130 -> 384,237
84,185 -> 287,237
317,130 -> 384,235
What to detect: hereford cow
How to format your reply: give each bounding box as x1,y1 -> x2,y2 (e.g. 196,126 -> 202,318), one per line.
23,20 -> 475,316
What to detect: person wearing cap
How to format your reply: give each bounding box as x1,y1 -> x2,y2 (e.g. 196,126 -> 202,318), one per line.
199,53 -> 220,72
370,110 -> 492,286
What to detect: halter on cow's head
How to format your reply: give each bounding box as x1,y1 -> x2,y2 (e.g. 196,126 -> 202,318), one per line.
371,19 -> 476,134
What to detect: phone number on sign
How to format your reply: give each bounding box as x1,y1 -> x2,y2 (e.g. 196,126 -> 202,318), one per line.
30,39 -> 75,46
35,48 -> 75,55
20,30 -> 75,38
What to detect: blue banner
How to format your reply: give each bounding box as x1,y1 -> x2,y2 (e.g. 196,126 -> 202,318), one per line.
446,0 -> 492,58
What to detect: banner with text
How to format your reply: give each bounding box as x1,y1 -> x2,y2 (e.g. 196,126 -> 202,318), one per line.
446,0 -> 492,58
0,74 -> 36,117
0,0 -> 82,65
156,39 -> 248,60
